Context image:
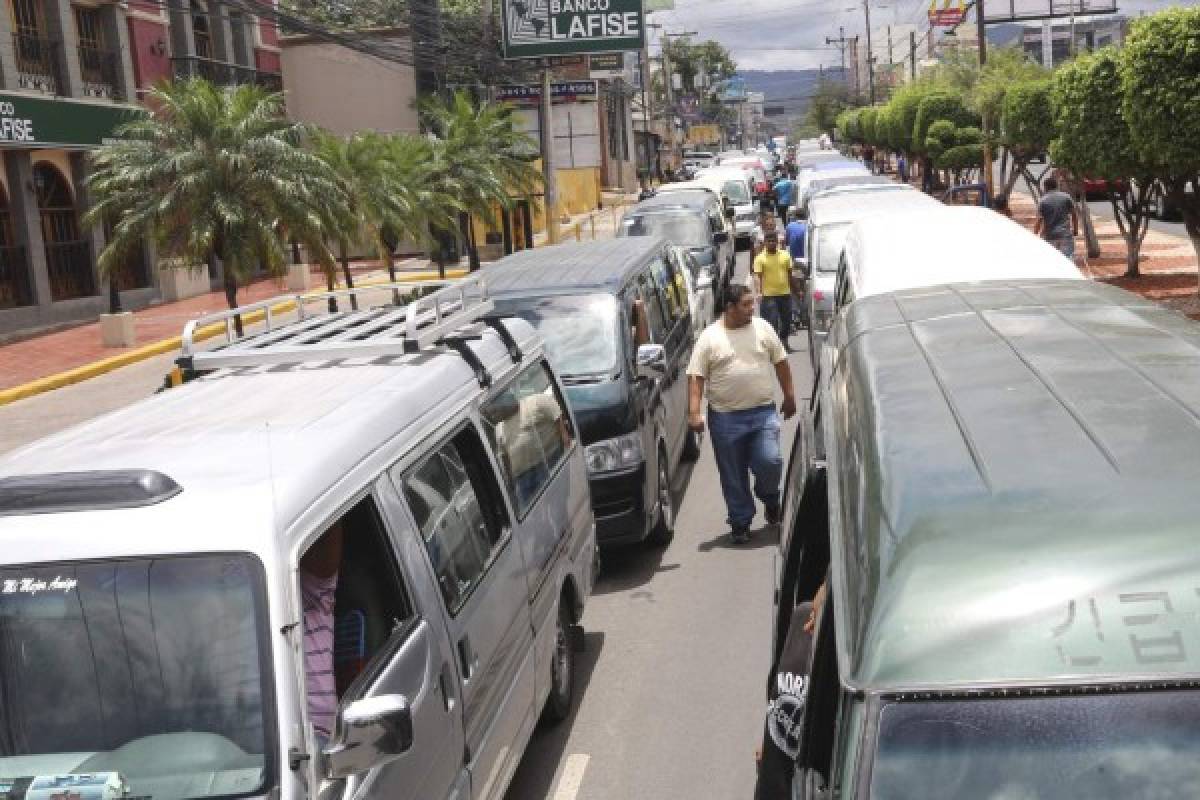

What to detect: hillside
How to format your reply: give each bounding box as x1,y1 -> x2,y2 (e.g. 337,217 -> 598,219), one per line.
737,68 -> 847,122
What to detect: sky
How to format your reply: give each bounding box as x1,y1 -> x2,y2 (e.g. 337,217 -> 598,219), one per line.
646,0 -> 1200,72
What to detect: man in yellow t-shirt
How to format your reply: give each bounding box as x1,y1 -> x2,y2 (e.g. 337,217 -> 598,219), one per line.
753,230 -> 794,348
686,283 -> 797,543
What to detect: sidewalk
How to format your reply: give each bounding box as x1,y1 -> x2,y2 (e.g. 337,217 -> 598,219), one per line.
0,194 -> 635,402
1003,192 -> 1200,319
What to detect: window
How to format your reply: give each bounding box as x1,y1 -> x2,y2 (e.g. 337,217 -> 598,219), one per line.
650,254 -> 686,323
400,429 -> 510,613
479,361 -> 574,517
636,272 -> 668,344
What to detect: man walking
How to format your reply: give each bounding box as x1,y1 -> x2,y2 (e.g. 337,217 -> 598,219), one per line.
773,173 -> 796,227
688,285 -> 796,543
753,230 -> 794,345
1033,176 -> 1079,261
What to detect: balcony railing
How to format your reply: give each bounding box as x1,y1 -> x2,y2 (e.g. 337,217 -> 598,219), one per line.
13,32 -> 63,95
78,44 -> 122,101
171,55 -> 282,92
0,244 -> 32,310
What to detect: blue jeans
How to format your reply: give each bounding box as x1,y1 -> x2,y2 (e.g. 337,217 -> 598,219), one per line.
761,295 -> 792,342
708,404 -> 783,529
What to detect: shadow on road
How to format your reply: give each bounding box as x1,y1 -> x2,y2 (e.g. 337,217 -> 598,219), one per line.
504,630 -> 606,799
697,524 -> 780,552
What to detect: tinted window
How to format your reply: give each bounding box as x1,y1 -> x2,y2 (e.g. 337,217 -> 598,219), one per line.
814,222 -> 851,273
0,556 -> 268,800
480,362 -> 574,518
637,272 -> 668,343
651,255 -> 686,323
494,294 -> 619,378
871,691 -> 1200,799
619,212 -> 709,246
403,431 -> 508,614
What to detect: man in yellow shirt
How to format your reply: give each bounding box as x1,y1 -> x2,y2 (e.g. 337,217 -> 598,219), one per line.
753,230 -> 794,348
686,284 -> 797,543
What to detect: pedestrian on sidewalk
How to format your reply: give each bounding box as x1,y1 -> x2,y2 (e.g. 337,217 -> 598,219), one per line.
687,284 -> 797,544
753,230 -> 794,346
897,153 -> 908,183
1033,176 -> 1079,261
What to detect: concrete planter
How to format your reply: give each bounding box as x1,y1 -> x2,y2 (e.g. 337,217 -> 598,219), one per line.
99,311 -> 136,347
286,262 -> 311,291
159,261 -> 211,302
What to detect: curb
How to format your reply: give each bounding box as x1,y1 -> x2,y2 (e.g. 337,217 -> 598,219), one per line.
0,268 -> 468,408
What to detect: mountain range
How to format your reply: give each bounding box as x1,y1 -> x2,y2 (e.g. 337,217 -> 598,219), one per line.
736,68 -> 848,122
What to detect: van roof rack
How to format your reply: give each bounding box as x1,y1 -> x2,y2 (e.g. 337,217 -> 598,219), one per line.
177,276 -> 514,385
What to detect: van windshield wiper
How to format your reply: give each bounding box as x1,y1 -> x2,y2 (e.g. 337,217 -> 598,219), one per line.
560,372 -> 613,385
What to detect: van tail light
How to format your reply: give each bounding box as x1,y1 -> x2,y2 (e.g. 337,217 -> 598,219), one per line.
813,290 -> 825,301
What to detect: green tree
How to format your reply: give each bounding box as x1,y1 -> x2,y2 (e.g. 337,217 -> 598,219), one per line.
1052,49 -> 1154,278
859,106 -> 880,148
807,78 -> 856,135
86,80 -> 346,331
1120,6 -> 1200,285
997,79 -> 1054,202
912,90 -> 978,187
422,90 -> 541,271
836,108 -> 862,144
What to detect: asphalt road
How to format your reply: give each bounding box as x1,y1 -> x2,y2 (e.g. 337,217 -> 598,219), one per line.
0,249 -> 814,800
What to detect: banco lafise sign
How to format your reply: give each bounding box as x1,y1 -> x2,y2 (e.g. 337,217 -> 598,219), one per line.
502,0 -> 645,59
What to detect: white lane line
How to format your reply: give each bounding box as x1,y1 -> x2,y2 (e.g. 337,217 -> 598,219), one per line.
551,753 -> 590,800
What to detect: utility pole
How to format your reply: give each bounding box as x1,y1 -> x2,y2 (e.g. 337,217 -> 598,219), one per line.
541,66 -> 560,244
864,0 -> 876,104
976,0 -> 993,206
656,28 -> 698,173
826,26 -> 850,78
910,29 -> 917,81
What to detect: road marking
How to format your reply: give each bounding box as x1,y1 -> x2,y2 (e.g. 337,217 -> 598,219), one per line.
551,754 -> 590,800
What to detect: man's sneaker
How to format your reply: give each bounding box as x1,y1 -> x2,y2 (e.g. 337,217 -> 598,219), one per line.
765,503 -> 782,526
731,526 -> 751,544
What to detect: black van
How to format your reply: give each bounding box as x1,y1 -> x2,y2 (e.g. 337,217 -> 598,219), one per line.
486,237 -> 698,548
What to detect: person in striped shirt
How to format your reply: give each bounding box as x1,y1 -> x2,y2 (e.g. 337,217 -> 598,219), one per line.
301,523 -> 344,748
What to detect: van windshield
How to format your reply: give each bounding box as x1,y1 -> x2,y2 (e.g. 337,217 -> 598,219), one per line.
0,555 -> 268,800
814,222 -> 851,273
871,691 -> 1200,799
496,294 -> 619,379
619,212 -> 709,247
721,181 -> 751,205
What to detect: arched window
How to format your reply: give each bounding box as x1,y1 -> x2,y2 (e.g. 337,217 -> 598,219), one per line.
0,182 -> 31,308
35,163 -> 93,301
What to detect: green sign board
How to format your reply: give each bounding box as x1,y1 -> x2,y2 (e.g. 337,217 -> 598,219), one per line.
502,0 -> 645,59
0,93 -> 142,150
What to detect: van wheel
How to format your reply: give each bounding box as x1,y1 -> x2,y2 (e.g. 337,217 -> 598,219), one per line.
647,448 -> 675,547
541,601 -> 574,725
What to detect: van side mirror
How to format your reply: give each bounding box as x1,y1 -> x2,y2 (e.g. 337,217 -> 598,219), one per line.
794,257 -> 810,278
713,230 -> 730,244
696,268 -> 714,290
636,344 -> 667,381
324,694 -> 414,779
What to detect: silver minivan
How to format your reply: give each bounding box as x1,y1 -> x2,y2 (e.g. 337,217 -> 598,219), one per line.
0,278 -> 596,800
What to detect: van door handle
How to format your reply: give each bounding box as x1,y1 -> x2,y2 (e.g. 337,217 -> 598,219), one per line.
438,661 -> 456,713
458,636 -> 477,681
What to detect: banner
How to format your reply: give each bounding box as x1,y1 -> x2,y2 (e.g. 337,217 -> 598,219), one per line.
502,0 -> 645,59
496,80 -> 599,105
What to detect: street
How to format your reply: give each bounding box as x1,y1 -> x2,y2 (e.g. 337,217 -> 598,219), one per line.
0,249 -> 815,800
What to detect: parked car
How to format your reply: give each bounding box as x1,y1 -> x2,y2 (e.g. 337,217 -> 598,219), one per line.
668,244 -> 715,339
795,174 -> 889,218
803,186 -> 940,367
0,277 -> 596,800
674,167 -> 761,244
833,205 -> 1084,310
776,277 -> 1200,799
487,237 -> 699,549
682,150 -> 715,170
619,189 -> 736,294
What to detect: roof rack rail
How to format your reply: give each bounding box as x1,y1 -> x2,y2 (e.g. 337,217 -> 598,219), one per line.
177,276 -> 504,377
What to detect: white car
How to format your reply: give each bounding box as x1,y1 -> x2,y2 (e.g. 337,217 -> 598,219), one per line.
689,167 -> 761,243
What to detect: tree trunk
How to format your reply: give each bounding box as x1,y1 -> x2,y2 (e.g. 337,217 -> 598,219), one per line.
1175,183 -> 1200,296
338,242 -> 358,311
222,266 -> 243,338
1080,195 -> 1101,260
108,274 -> 122,315
459,212 -> 481,272
326,268 -> 338,313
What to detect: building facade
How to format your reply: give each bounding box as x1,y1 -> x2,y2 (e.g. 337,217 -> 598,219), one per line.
0,0 -> 280,338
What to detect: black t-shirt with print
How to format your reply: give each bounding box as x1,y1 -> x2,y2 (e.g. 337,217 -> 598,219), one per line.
755,602 -> 814,800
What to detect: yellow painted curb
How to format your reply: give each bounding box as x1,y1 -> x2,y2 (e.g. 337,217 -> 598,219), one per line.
0,268 -> 468,408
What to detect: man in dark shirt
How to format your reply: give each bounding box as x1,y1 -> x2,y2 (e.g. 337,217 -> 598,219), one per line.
1033,176 -> 1079,261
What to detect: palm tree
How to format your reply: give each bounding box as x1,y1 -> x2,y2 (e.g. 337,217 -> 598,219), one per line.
312,130 -> 457,304
422,91 -> 541,271
85,79 -> 347,334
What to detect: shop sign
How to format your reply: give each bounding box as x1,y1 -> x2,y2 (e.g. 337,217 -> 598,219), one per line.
0,93 -> 141,149
496,80 -> 599,105
502,0 -> 645,59
589,53 -> 624,78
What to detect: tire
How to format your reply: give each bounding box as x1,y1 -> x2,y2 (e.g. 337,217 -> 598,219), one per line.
682,427 -> 702,461
541,600 -> 574,724
646,447 -> 675,547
